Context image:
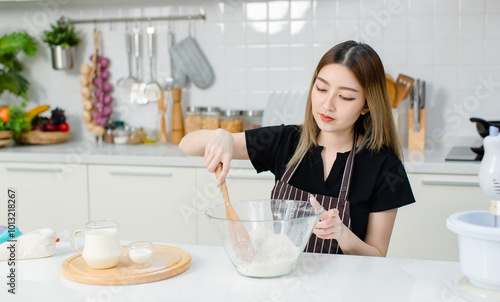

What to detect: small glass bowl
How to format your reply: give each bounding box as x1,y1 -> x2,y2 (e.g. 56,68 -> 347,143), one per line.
127,241 -> 154,268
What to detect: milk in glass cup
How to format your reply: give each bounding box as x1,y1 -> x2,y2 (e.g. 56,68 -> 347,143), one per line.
71,220 -> 122,269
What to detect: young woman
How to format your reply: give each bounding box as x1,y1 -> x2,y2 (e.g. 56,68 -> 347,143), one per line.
179,41 -> 415,257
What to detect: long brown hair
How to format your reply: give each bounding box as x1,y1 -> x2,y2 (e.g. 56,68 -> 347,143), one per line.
287,40 -> 402,170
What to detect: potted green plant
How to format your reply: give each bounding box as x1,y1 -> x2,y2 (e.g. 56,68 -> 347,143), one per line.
0,31 -> 37,141
42,18 -> 81,70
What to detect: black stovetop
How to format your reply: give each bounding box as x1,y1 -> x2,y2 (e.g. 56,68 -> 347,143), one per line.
445,146 -> 482,162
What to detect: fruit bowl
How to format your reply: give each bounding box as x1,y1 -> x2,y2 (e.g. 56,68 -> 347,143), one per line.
205,199 -> 322,278
18,130 -> 70,145
0,130 -> 13,147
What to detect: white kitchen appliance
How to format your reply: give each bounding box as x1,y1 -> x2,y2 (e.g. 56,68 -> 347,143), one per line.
447,125 -> 500,302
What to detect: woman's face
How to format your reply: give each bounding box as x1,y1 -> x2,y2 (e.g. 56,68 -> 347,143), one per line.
311,63 -> 368,135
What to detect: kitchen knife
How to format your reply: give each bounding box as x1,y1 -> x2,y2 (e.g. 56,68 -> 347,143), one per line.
413,79 -> 420,132
419,80 -> 425,110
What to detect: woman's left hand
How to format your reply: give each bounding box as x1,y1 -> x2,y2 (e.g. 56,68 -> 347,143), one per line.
310,195 -> 347,240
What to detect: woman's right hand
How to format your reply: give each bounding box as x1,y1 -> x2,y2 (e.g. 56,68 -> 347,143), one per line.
204,129 -> 234,186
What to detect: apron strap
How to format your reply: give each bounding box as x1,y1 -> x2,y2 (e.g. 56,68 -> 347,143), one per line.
337,130 -> 357,203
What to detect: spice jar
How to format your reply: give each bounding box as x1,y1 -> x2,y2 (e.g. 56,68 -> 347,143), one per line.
184,106 -> 202,134
104,121 -> 115,143
201,107 -> 220,130
242,110 -> 264,131
220,110 -> 243,133
142,129 -> 157,144
113,121 -> 128,144
128,127 -> 144,144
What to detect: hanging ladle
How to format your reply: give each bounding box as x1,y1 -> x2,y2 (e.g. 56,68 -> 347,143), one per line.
116,27 -> 137,88
214,163 -> 255,261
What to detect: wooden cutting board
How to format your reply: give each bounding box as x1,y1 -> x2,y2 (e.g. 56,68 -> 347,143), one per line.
61,245 -> 191,285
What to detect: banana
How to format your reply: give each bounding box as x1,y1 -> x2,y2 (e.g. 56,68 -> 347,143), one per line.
27,105 -> 50,122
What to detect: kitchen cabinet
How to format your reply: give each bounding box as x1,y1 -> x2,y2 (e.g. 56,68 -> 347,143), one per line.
388,173 -> 489,261
0,161 -> 88,232
88,164 -> 197,244
195,168 -> 275,246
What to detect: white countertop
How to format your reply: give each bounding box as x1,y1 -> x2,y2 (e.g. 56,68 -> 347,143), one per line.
0,240 -> 468,302
0,132 -> 482,175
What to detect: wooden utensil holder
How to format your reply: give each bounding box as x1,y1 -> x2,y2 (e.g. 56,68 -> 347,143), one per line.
171,88 -> 184,144
408,107 -> 425,151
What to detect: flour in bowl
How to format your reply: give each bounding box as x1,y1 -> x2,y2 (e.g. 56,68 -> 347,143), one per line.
234,228 -> 301,277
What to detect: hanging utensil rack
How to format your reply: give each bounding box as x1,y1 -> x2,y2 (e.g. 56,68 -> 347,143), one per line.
58,9 -> 205,25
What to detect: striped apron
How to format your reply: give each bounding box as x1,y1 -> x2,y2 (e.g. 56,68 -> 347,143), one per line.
270,134 -> 357,254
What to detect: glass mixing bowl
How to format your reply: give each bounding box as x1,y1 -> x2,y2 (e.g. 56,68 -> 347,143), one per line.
205,199 -> 323,278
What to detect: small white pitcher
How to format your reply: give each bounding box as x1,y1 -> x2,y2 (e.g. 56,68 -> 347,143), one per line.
71,220 -> 122,269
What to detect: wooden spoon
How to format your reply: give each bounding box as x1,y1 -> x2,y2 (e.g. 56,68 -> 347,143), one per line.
385,74 -> 397,108
215,163 -> 254,261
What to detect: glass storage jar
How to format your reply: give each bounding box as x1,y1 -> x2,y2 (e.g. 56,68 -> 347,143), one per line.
184,106 -> 202,134
242,110 -> 264,131
104,120 -> 115,143
220,110 -> 243,133
128,127 -> 144,144
201,107 -> 220,130
113,121 -> 128,144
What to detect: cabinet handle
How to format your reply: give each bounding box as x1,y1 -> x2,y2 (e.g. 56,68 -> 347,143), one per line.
6,167 -> 63,173
421,180 -> 479,187
109,170 -> 173,177
226,174 -> 275,180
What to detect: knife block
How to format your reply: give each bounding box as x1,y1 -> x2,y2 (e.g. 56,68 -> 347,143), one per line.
170,88 -> 184,144
408,107 -> 425,151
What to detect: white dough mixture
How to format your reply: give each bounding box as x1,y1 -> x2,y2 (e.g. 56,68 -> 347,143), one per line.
233,228 -> 300,277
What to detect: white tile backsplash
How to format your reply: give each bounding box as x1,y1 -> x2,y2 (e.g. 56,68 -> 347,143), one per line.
459,40 -> 484,65
409,0 -> 433,16
433,15 -> 458,40
434,0 -> 459,15
246,2 -> 267,21
246,21 -> 268,44
290,1 -> 313,20
247,69 -> 268,91
485,14 -> 500,39
268,1 -> 290,20
313,20 -> 336,43
384,17 -> 408,42
224,46 -> 246,69
290,20 -> 314,44
485,40 -> 500,64
246,46 -> 268,68
224,23 -> 246,45
337,0 -> 360,19
408,16 -> 433,41
486,0 -> 500,13
269,45 -> 291,68
460,0 -> 485,15
268,21 -> 291,44
433,40 -> 458,66
314,0 -> 337,20
459,15 -> 484,40
0,0 -> 498,139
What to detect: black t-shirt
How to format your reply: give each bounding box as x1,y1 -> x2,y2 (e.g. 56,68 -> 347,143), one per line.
245,125 -> 416,241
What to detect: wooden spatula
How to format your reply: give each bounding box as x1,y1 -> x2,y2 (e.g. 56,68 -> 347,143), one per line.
395,74 -> 415,107
215,163 -> 254,261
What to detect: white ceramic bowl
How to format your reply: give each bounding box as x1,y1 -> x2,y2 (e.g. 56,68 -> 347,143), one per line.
447,210 -> 500,291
